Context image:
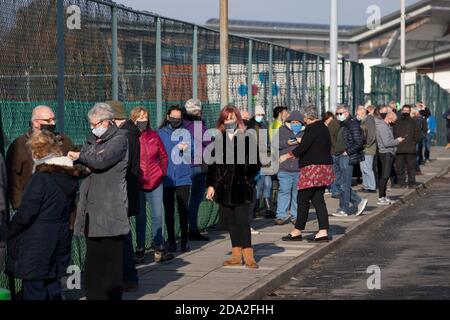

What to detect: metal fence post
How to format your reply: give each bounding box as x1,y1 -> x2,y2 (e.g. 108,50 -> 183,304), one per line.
192,25 -> 198,100
301,53 -> 307,108
351,62 -> 356,114
247,39 -> 253,114
57,0 -> 65,133
268,44 -> 273,119
111,5 -> 118,101
341,58 -> 346,106
156,17 -> 163,126
316,55 -> 321,115
286,50 -> 291,108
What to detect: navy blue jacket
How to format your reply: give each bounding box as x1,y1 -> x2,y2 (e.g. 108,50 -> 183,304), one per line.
158,125 -> 192,187
7,164 -> 78,280
342,117 -> 365,165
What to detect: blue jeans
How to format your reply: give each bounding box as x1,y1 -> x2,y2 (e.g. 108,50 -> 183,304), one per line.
336,155 -> 362,214
256,175 -> 273,199
188,166 -> 206,231
276,171 -> 299,221
123,231 -> 138,284
137,184 -> 164,250
360,155 -> 376,191
330,155 -> 342,196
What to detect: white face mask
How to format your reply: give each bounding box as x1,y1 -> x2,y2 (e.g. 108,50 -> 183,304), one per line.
337,114 -> 347,122
92,126 -> 108,138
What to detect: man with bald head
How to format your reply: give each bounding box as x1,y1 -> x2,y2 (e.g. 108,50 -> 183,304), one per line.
6,105 -> 77,210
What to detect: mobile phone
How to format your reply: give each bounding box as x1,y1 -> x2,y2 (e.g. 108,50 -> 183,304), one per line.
288,138 -> 297,144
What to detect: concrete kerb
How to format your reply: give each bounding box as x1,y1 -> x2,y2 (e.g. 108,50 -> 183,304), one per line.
232,162 -> 450,300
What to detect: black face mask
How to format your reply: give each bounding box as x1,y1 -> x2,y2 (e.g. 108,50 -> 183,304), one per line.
40,124 -> 57,134
243,120 -> 250,127
402,113 -> 410,118
136,121 -> 148,131
380,113 -> 388,120
168,117 -> 182,128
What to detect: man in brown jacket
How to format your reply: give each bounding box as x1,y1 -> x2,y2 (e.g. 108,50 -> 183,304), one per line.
6,105 -> 77,211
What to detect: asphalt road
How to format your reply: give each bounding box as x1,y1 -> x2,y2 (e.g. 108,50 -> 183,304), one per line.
265,177 -> 450,300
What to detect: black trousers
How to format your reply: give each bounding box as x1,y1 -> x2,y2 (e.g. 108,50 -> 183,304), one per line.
85,236 -> 124,300
295,186 -> 329,231
22,279 -> 62,300
396,153 -> 416,186
222,204 -> 251,249
163,186 -> 190,246
379,153 -> 395,198
417,140 -> 424,165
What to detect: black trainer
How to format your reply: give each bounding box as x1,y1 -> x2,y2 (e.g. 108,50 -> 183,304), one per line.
189,230 -> 210,241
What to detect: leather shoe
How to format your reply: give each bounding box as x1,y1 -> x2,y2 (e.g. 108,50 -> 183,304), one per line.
282,233 -> 303,241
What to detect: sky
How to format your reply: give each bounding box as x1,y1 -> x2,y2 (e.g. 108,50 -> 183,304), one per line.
116,0 -> 420,26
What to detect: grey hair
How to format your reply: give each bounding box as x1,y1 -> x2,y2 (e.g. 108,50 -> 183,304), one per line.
336,105 -> 349,113
31,105 -> 53,121
302,106 -> 318,120
88,103 -> 114,121
185,98 -> 202,115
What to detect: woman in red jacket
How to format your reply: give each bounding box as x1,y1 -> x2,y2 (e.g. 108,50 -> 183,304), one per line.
130,107 -> 174,263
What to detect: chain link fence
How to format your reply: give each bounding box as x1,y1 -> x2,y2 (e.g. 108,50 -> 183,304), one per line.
0,0 -> 326,291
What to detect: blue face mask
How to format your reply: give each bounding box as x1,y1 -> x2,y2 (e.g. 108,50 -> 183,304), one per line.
290,123 -> 302,134
337,114 -> 347,122
255,116 -> 264,123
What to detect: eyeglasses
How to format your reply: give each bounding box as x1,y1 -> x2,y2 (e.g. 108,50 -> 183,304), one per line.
89,120 -> 105,129
35,118 -> 55,123
336,112 -> 345,116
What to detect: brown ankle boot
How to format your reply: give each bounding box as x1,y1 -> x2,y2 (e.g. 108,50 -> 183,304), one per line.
242,248 -> 259,269
223,247 -> 243,266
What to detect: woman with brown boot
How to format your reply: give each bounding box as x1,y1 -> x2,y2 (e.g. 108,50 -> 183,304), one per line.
206,106 -> 261,268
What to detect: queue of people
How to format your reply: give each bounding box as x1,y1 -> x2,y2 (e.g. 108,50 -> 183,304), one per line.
0,99 -> 442,301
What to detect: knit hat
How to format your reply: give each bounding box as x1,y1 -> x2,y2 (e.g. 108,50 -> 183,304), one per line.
254,105 -> 265,115
185,99 -> 202,116
105,100 -> 126,120
286,110 -> 303,123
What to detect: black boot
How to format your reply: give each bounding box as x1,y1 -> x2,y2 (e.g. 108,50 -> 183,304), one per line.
189,229 -> 210,241
264,198 -> 275,219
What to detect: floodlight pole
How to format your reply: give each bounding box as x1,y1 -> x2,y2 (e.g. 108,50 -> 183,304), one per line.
330,0 -> 338,112
400,0 -> 406,106
220,0 -> 229,108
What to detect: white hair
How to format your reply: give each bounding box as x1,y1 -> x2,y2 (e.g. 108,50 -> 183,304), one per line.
31,105 -> 54,121
185,98 -> 202,116
88,103 -> 114,121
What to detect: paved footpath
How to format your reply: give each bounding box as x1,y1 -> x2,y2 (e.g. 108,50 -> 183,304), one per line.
115,148 -> 450,300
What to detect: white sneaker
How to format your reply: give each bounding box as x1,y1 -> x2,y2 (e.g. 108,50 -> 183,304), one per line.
332,211 -> 348,217
385,197 -> 398,204
356,199 -> 369,216
250,227 -> 260,235
377,197 -> 390,206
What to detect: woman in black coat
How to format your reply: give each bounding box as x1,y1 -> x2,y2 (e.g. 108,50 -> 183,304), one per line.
206,105 -> 261,268
6,131 -> 79,300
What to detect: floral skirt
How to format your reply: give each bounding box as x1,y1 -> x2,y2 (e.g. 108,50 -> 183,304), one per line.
297,164 -> 335,190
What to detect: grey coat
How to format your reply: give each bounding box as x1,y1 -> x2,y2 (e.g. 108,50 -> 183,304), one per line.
74,125 -> 130,238
360,115 -> 377,156
278,124 -> 304,172
375,118 -> 400,155
0,154 -> 7,273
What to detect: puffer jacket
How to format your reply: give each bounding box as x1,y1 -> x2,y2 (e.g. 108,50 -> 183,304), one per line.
74,125 -> 130,238
157,125 -> 192,187
139,129 -> 168,191
342,117 -> 365,165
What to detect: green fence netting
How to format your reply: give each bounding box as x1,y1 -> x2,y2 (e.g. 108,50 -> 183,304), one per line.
0,0 -> 327,292
370,66 -> 401,106
416,74 -> 450,146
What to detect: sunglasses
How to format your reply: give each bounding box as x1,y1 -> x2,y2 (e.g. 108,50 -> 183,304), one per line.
336,112 -> 345,116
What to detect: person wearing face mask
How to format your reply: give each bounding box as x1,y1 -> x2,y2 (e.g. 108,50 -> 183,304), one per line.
6,131 -> 79,300
393,105 -> 420,188
6,105 -> 77,212
274,111 -> 304,226
105,101 -> 140,292
332,106 -> 368,217
129,107 -> 174,264
206,105 -> 261,268
356,106 -> 377,194
69,103 -> 130,300
182,99 -> 211,242
375,112 -> 405,206
157,105 -> 192,253
247,105 -> 275,219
